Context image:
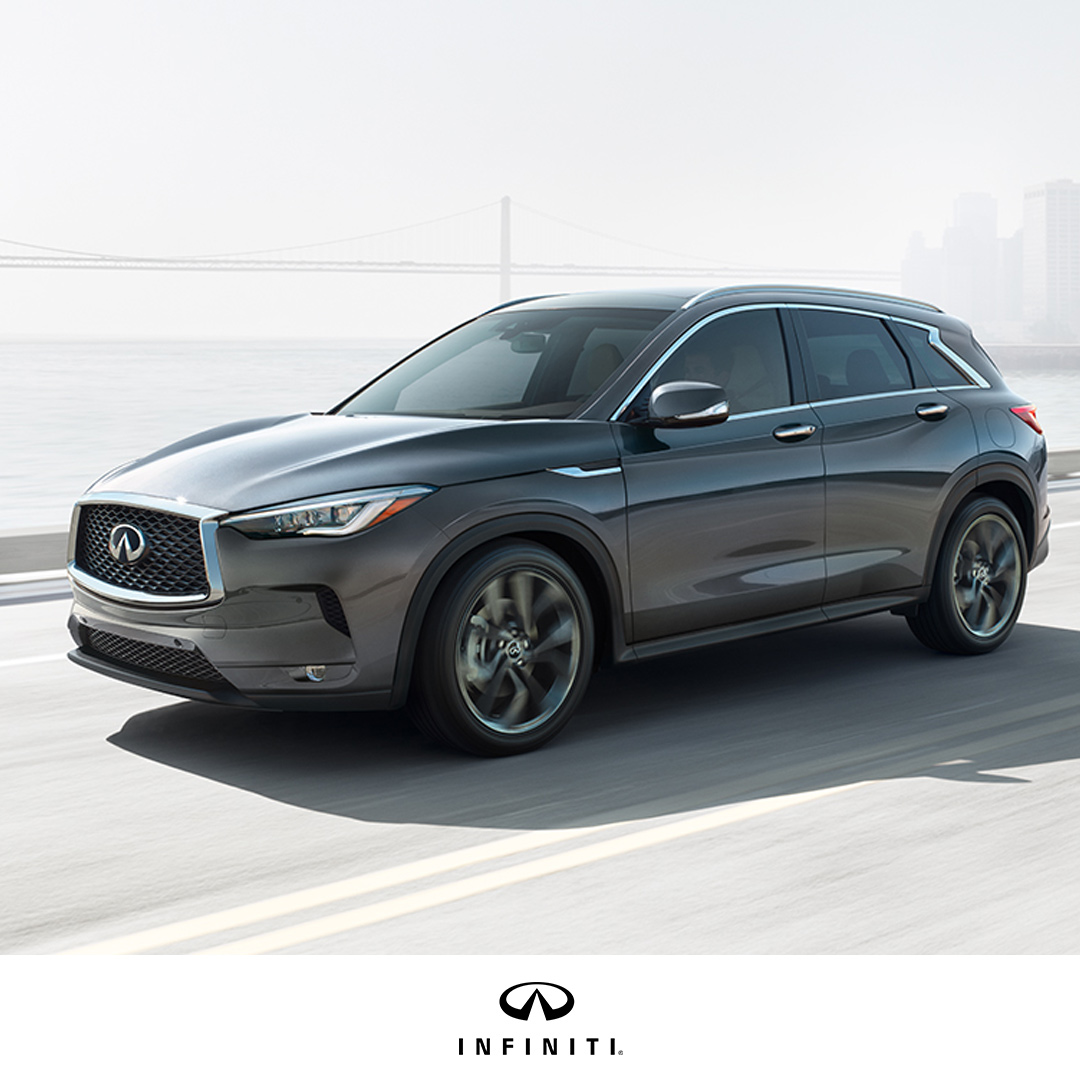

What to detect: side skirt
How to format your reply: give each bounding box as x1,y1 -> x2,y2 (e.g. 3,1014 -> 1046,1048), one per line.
625,594 -> 918,663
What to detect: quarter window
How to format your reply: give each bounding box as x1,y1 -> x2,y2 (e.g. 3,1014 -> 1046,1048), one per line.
797,310 -> 913,400
892,322 -> 974,387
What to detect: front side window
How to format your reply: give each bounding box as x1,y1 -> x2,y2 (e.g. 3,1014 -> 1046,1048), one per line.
336,308 -> 669,420
628,307 -> 792,418
797,309 -> 913,400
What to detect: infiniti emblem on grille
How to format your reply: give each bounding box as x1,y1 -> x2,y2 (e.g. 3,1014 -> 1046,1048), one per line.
108,524 -> 148,565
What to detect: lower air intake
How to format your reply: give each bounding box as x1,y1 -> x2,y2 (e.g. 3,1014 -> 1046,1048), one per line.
85,628 -> 228,686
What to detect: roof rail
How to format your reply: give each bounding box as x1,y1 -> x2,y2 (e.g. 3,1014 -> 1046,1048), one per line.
681,284 -> 942,313
480,294 -> 559,315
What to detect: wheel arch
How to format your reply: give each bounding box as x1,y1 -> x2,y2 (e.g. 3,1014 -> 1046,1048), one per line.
968,476 -> 1036,563
919,460 -> 1038,596
388,513 -> 627,708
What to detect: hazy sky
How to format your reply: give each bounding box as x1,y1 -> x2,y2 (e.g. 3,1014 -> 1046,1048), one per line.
2,0 -> 1078,338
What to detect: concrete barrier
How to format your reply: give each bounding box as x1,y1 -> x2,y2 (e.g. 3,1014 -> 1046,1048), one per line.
1051,448 -> 1080,480
0,530 -> 70,576
3,449 -> 1079,576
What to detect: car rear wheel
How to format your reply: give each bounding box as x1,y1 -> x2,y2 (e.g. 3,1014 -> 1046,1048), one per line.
410,541 -> 595,755
907,496 -> 1027,654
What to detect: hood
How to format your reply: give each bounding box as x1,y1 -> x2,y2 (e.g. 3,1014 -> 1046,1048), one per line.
88,412 -> 620,511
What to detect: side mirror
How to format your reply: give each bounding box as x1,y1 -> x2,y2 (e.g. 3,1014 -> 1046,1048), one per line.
648,381 -> 730,427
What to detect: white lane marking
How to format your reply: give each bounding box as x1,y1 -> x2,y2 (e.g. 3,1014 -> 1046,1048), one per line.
197,783 -> 871,955
1053,520 -> 1080,529
0,653 -> 68,669
60,825 -> 621,955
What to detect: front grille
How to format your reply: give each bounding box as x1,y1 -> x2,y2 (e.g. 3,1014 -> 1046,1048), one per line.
75,503 -> 209,597
85,628 -> 227,685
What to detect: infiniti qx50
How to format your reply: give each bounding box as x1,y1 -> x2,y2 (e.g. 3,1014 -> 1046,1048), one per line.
67,286 -> 1049,755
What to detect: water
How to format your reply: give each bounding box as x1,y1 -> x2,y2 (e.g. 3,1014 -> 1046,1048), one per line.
1006,369 -> 1080,450
1,340 -> 1077,530
0,340 -> 414,530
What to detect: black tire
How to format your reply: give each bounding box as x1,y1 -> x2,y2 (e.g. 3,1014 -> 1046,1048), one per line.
907,496 -> 1027,655
410,541 -> 595,756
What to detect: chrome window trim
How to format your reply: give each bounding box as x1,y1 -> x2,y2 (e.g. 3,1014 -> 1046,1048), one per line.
610,303 -> 783,420
887,317 -> 991,389
716,403 -> 808,422
68,491 -> 227,607
790,305 -> 981,396
610,301 -> 990,423
808,387 -> 934,408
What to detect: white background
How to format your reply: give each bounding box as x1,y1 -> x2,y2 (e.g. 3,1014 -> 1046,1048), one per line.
3,957 -> 1075,1076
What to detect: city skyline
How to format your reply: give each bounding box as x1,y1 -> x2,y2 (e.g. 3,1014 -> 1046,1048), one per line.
903,179 -> 1080,344
3,1 -> 1079,339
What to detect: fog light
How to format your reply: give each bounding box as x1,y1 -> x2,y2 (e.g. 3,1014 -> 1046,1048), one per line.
305,665 -> 327,682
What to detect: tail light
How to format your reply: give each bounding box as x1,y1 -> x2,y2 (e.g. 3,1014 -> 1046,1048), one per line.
1010,405 -> 1043,435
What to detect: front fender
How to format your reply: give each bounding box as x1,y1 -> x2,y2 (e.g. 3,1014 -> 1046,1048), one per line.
389,505 -> 628,709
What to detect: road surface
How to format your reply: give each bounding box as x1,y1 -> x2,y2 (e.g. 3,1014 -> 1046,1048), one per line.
2,484 -> 1079,954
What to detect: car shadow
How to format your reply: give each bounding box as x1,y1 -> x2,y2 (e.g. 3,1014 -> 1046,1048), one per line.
107,613 -> 1080,830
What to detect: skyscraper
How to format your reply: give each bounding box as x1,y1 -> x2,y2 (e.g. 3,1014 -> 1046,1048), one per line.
1023,179 -> 1080,340
901,193 -> 1020,335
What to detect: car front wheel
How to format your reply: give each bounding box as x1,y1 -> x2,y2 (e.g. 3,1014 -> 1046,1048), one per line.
907,496 -> 1027,654
411,541 -> 595,755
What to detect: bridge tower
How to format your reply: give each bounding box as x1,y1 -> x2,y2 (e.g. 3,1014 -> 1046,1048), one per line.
500,195 -> 511,302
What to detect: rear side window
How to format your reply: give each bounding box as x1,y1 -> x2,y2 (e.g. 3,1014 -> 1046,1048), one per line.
797,310 -> 913,400
892,321 -> 975,386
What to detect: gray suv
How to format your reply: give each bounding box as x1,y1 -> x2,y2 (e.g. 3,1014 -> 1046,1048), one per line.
67,285 -> 1050,755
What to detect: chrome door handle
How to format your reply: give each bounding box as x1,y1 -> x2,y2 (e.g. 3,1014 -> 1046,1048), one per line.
916,403 -> 950,421
772,423 -> 817,442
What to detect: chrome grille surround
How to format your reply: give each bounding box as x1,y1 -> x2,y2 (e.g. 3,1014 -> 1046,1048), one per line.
68,492 -> 226,607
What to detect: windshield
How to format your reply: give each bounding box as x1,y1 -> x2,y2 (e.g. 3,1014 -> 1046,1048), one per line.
335,307 -> 670,420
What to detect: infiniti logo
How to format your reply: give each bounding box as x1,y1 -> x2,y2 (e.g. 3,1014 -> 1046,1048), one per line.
108,524 -> 148,565
499,982 -> 575,1021
457,981 -> 620,1056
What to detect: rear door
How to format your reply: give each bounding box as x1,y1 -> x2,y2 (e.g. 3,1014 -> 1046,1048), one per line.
791,307 -> 980,605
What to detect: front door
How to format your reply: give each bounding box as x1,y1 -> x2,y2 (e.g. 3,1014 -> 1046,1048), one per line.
617,307 -> 826,641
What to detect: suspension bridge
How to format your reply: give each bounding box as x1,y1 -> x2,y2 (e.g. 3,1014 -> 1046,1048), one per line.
0,197 -> 899,301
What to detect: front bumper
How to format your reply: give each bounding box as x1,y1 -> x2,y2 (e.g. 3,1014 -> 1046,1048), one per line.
66,494 -> 449,711
66,582 -> 396,710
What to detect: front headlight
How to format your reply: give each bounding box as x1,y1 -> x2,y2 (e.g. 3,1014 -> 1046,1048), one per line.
221,485 -> 436,538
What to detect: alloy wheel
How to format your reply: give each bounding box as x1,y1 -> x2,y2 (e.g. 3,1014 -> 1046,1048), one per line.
951,513 -> 1023,638
454,567 -> 583,735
